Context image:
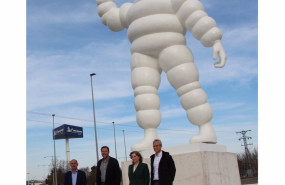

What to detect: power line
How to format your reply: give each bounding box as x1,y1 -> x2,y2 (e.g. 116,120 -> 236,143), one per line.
236,130 -> 253,154
26,117 -> 194,134
27,119 -> 56,125
26,119 -> 140,132
27,117 -> 240,134
27,111 -> 109,124
236,130 -> 254,172
27,111 -> 198,133
27,111 -> 253,134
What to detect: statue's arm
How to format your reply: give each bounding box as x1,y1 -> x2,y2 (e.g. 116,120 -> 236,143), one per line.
96,0 -> 133,32
171,0 -> 227,67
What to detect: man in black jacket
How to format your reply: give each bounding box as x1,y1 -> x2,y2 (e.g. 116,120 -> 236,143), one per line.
150,139 -> 176,185
64,159 -> 87,185
96,146 -> 121,185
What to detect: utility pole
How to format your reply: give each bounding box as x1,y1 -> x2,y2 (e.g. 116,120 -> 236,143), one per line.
236,130 -> 253,175
122,130 -> 127,161
44,156 -> 58,185
90,73 -> 99,162
236,130 -> 253,154
27,173 -> 30,185
52,114 -> 57,185
112,122 -> 118,159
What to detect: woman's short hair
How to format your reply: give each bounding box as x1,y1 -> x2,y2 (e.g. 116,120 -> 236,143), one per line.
129,151 -> 143,163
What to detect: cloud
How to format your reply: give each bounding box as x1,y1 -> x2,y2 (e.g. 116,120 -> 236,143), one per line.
161,106 -> 185,118
100,115 -> 136,125
27,8 -> 257,111
211,102 -> 245,110
198,41 -> 257,85
182,23 -> 258,87
27,39 -> 132,110
27,1 -> 99,26
222,24 -> 257,47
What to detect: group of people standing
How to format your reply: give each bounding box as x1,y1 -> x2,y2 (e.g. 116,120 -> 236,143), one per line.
128,139 -> 176,185
64,139 -> 176,185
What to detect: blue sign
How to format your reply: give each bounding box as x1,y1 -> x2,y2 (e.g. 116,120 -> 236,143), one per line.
53,124 -> 83,139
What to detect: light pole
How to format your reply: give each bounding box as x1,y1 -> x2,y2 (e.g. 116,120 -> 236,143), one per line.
44,156 -> 55,185
26,173 -> 30,185
122,130 -> 127,161
52,114 -> 57,185
90,73 -> 99,162
112,121 -> 117,159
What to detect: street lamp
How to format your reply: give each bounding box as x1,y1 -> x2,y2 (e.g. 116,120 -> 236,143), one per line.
44,156 -> 55,185
112,121 -> 117,159
26,173 -> 30,185
122,130 -> 127,161
52,114 -> 57,185
90,73 -> 99,162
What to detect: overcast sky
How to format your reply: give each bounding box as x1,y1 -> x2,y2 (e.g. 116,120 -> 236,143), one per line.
4,0 -> 285,184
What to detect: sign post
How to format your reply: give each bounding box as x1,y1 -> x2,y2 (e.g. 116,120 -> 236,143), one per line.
53,124 -> 83,165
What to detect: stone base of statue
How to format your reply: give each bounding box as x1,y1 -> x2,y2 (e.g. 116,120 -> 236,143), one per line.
121,143 -> 241,185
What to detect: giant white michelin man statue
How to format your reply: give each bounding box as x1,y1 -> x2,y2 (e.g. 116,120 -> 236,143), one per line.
96,0 -> 227,151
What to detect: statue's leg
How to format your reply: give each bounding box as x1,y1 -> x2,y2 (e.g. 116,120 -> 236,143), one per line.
130,52 -> 162,151
159,45 -> 217,144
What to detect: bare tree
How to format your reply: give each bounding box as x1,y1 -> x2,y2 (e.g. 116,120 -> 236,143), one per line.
237,147 -> 258,178
45,159 -> 67,185
45,160 -> 97,185
87,165 -> 97,185
79,167 -> 90,177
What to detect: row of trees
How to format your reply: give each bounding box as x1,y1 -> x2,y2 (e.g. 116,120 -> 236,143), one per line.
45,160 -> 98,185
237,148 -> 258,178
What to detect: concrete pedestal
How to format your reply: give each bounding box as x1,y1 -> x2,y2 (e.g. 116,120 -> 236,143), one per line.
121,143 -> 241,185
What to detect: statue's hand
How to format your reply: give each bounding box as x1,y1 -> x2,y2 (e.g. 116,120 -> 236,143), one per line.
96,0 -> 111,5
212,40 -> 227,68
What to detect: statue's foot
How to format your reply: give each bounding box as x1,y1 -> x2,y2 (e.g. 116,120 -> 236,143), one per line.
131,128 -> 158,151
190,122 -> 217,144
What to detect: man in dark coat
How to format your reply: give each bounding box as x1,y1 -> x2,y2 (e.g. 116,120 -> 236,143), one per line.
96,146 -> 121,185
64,159 -> 87,185
150,139 -> 176,185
